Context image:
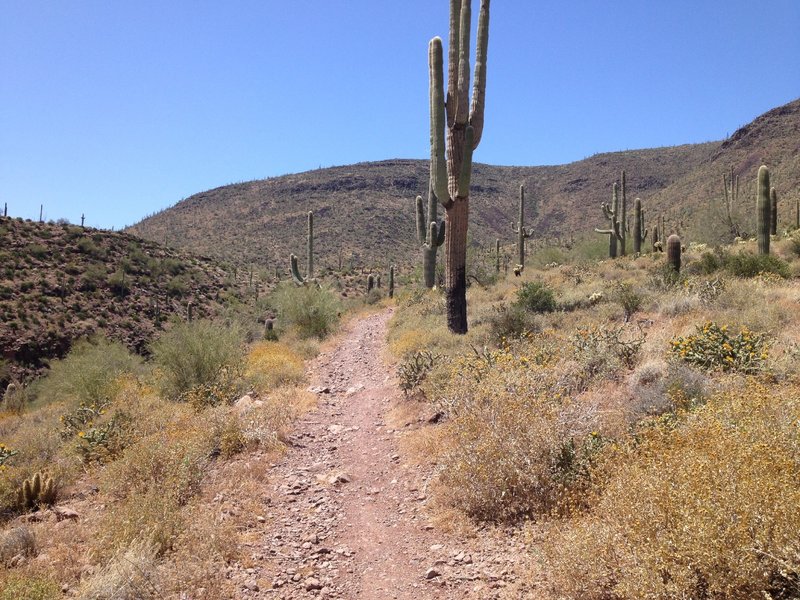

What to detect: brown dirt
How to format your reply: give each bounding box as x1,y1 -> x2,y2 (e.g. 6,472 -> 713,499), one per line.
228,308 -> 534,599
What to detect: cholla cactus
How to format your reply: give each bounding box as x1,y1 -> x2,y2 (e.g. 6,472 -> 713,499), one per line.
16,472 -> 57,511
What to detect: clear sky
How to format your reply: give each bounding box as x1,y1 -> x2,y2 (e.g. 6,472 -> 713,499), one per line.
1,1 -> 798,229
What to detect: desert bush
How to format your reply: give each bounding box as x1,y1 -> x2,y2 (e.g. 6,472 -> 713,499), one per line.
486,303 -> 539,341
432,335 -> 605,521
609,281 -> 644,322
670,321 -> 768,373
0,526 -> 36,566
245,341 -> 305,393
272,282 -> 341,339
648,261 -> 685,290
32,337 -> 141,409
571,323 -> 647,372
150,319 -> 245,403
725,251 -> 790,278
515,280 -> 557,313
541,382 -> 800,600
78,537 -> 160,600
0,573 -> 60,600
397,350 -> 439,396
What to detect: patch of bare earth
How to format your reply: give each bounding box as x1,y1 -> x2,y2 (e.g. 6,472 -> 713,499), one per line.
228,308 -> 533,599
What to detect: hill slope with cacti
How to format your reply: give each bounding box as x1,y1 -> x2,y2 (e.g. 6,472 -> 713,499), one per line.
127,98 -> 800,268
0,217 -> 244,385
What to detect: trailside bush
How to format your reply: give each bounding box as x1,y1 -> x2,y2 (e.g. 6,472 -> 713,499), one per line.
515,281 -> 557,313
150,320 -> 245,403
724,251 -> 790,278
272,283 -> 341,340
541,382 -> 800,599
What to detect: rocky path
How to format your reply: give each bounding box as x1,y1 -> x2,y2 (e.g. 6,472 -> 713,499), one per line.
230,308 -> 530,599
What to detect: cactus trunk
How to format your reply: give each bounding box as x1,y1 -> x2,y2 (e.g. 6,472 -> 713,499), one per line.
495,238 -> 500,272
389,265 -> 395,298
632,197 -> 648,254
428,0 -> 490,334
306,211 -> 314,279
512,184 -> 534,268
666,234 -> 681,272
619,170 -> 627,255
757,166 -> 771,255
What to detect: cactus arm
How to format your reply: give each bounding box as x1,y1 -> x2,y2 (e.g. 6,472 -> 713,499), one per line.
429,38 -> 450,207
454,0 -> 471,125
469,0 -> 489,147
601,202 -> 614,220
457,126 -> 474,197
435,220 -> 446,246
446,0 -> 461,127
290,254 -> 305,285
415,196 -> 426,243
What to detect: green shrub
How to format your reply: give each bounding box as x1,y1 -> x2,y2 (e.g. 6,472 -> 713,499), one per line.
515,281 -> 557,313
610,281 -> 644,322
150,320 -> 245,402
487,303 -> 539,342
725,252 -> 790,278
0,574 -> 60,600
670,321 -> 768,373
397,350 -> 438,396
31,337 -> 141,409
272,283 -> 341,339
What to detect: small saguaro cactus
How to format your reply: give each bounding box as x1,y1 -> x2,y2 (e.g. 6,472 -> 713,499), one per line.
495,239 -> 500,272
770,187 -> 778,236
666,234 -> 682,273
722,164 -> 742,237
367,274 -> 375,293
511,184 -> 535,268
416,187 -> 445,289
388,265 -> 395,298
795,198 -> 799,230
290,211 -> 315,285
16,472 -> 57,511
187,300 -> 194,322
632,197 -> 648,254
618,170 -> 628,255
81,214 -> 85,227
757,166 -> 771,255
595,182 -> 621,258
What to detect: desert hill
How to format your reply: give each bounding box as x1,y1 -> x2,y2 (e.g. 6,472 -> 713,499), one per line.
0,218 -> 243,384
127,98 -> 800,267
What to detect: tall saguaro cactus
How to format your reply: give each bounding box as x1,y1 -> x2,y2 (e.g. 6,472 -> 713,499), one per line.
619,170 -> 628,255
290,211 -> 315,285
428,0 -> 490,334
722,165 -> 742,237
416,186 -> 445,288
595,182 -> 621,258
757,166 -> 771,255
666,234 -> 682,273
632,197 -> 648,254
511,184 -> 535,268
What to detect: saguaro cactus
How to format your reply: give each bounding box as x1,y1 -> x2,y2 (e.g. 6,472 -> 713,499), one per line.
290,211 -> 315,285
388,265 -> 395,298
415,187 -> 445,288
757,166 -> 771,255
770,187 -> 778,236
428,0 -> 490,334
595,182 -> 621,258
619,170 -> 628,255
666,234 -> 681,273
367,274 -> 375,293
511,184 -> 535,268
722,165 -> 742,237
495,238 -> 500,272
632,197 -> 648,254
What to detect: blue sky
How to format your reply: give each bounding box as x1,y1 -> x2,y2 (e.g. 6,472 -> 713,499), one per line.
1,1 -> 798,229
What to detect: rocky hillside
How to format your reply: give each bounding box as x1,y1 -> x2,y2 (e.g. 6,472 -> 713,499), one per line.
128,99 -> 800,267
0,218 -> 242,384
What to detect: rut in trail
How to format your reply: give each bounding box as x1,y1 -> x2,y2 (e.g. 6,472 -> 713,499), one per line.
232,308 -> 528,599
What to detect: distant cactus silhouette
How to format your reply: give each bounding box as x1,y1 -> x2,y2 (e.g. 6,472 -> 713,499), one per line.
770,186 -> 778,236
290,211 -> 315,285
388,265 -> 395,299
757,166 -> 771,255
595,182 -> 621,258
367,274 -> 375,293
632,197 -> 648,254
511,184 -> 535,268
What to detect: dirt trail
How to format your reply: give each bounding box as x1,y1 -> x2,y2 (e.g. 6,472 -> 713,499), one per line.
231,308 -> 529,599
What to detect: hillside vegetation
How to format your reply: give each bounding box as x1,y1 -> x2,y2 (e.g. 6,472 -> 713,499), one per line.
128,98 -> 800,269
388,234 -> 800,598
